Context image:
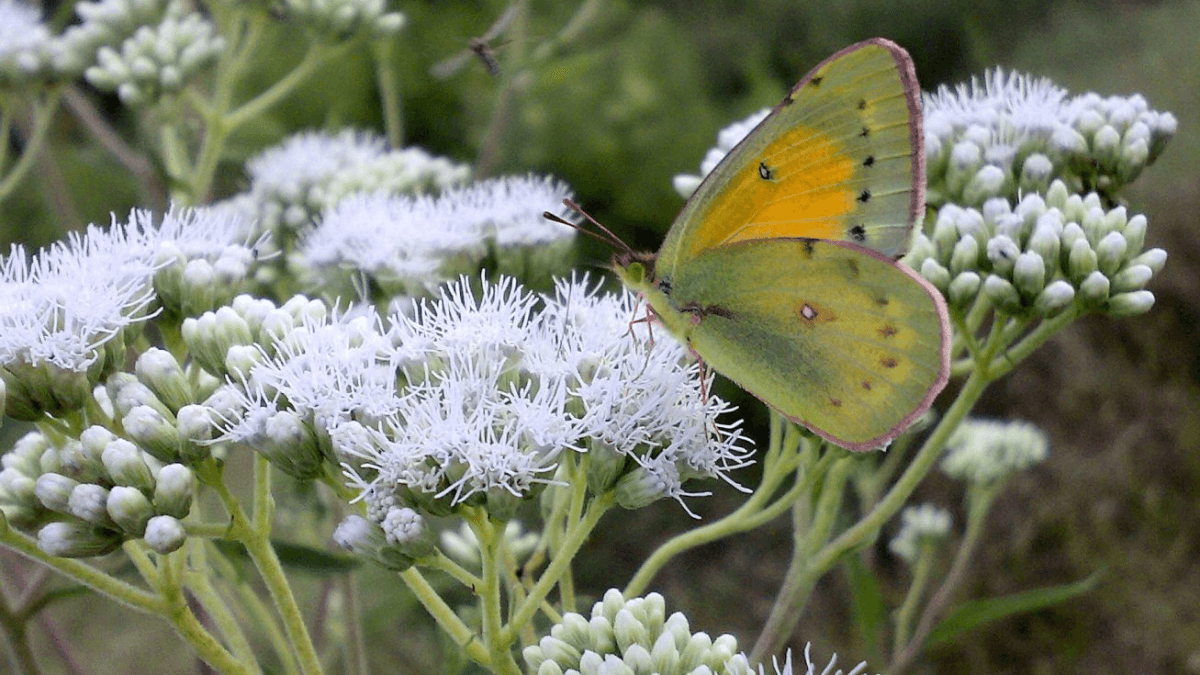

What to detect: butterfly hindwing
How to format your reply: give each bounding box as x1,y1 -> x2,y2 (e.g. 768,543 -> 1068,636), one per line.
665,238 -> 950,450
658,38 -> 923,279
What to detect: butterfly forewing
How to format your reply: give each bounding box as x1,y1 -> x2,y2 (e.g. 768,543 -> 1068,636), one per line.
658,38 -> 923,279
669,238 -> 950,451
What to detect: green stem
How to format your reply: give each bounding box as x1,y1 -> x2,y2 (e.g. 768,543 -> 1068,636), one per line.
750,328 -> 1002,662
0,581 -> 41,675
0,88 -> 65,204
185,547 -> 264,675
890,545 -> 938,657
371,37 -> 404,147
988,306 -> 1080,380
0,525 -> 164,615
503,492 -> 614,645
474,513 -> 520,675
399,567 -> 488,664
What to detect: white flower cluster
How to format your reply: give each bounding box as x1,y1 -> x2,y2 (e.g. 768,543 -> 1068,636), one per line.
282,0 -> 405,40
0,428 -> 196,557
924,69 -> 1176,206
523,589 -> 754,675
942,418 -> 1048,485
523,590 -> 875,675
298,175 -> 578,298
0,0 -> 55,87
52,0 -> 177,77
192,276 -> 749,526
0,207 -> 263,420
905,179 -> 1165,317
84,11 -> 225,106
225,131 -> 471,248
672,108 -> 770,199
888,503 -> 953,565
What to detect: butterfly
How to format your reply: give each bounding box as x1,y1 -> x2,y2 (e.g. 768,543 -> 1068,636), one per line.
609,38 -> 951,451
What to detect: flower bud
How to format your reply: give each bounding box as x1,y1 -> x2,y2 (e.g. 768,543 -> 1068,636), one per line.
1112,265 -> 1153,293
1013,252 -> 1046,298
69,483 -> 115,527
614,467 -> 670,510
35,473 -> 79,513
144,515 -> 187,554
949,236 -> 980,276
1118,137 -> 1149,183
1091,124 -> 1121,170
135,348 -> 192,413
153,464 -> 195,518
1018,153 -> 1053,194
123,406 -> 180,463
1122,214 -> 1147,254
333,515 -> 414,571
380,506 -> 436,559
985,235 -> 1020,278
945,141 -> 983,198
107,373 -> 172,420
1078,271 -> 1111,305
1128,248 -> 1167,274
1108,290 -> 1155,317
1035,281 -> 1075,315
1045,180 -> 1071,210
613,610 -> 648,655
948,272 -> 981,308
1095,231 -> 1128,277
920,259 -> 951,293
1067,239 -> 1098,282
983,275 -> 1022,314
255,410 -> 324,480
176,404 -> 216,462
102,439 -> 156,491
107,486 -> 153,535
37,521 -> 122,558
961,165 -> 1008,207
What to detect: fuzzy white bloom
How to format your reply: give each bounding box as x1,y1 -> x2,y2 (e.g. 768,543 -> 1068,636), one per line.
0,0 -> 54,86
298,175 -> 578,295
759,644 -> 877,675
942,418 -> 1049,485
888,503 -> 953,565
673,108 -> 771,198
243,130 -> 389,233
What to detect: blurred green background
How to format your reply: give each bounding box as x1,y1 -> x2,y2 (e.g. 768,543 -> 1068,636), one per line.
3,0 -> 1199,673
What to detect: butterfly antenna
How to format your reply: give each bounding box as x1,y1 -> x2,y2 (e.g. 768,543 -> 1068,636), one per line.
542,199 -> 633,254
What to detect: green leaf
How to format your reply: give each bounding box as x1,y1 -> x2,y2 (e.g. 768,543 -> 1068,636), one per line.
211,539 -> 360,576
926,570 -> 1103,647
843,554 -> 887,656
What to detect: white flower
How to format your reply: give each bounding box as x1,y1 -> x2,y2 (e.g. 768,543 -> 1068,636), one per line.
0,0 -> 54,86
298,175 -> 577,294
942,418 -> 1049,484
673,108 -> 770,198
889,503 -> 953,565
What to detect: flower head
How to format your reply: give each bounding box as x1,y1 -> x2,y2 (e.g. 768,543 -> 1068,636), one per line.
942,418 -> 1048,485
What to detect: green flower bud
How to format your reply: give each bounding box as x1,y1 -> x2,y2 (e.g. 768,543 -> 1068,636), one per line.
1118,137 -> 1149,183
153,464 -> 195,518
1013,252 -> 1046,298
1035,281 -> 1076,315
1068,239 -> 1099,282
983,275 -> 1022,314
1078,271 -> 1111,305
380,506 -> 436,559
1128,248 -> 1167,274
1091,124 -> 1121,170
1108,290 -> 1155,317
224,345 -> 264,382
904,233 -> 937,267
1112,265 -> 1153,293
144,515 -> 187,554
1095,231 -> 1128,277
256,410 -> 324,480
1080,205 -> 1107,243
949,236 -> 980,276
37,521 -> 122,558
35,473 -> 79,513
107,372 -> 172,420
1027,226 -> 1061,272
961,165 -> 1008,207
920,259 -> 951,293
1123,214 -> 1147,254
176,404 -> 215,462
614,467 -> 669,510
948,272 -> 981,308
946,141 -> 983,199
333,515 -> 413,571
68,483 -> 115,527
931,207 -> 962,259
1018,153 -> 1053,194
135,348 -> 192,413
107,486 -> 153,535
651,631 -> 681,674
101,439 -> 156,491
986,236 -> 1020,278
614,610 -> 648,654
1045,179 -> 1071,210
59,439 -> 105,484
123,406 -> 180,463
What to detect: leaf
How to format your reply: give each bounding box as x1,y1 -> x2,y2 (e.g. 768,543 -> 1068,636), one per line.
926,570 -> 1103,647
843,554 -> 888,656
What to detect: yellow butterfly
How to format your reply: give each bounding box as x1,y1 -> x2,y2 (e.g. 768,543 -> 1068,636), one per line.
611,38 -> 951,451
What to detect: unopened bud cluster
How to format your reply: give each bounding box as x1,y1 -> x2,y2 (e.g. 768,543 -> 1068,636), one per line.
282,0 -> 405,40
924,70 -> 1176,207
906,180 -> 1164,317
942,418 -> 1049,485
888,503 -> 952,566
51,0 -> 178,78
84,11 -> 224,105
522,589 -> 755,675
0,428 -> 195,557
